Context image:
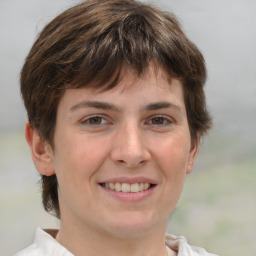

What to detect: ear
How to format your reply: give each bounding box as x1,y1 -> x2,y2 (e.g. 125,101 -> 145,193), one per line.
25,121 -> 55,176
186,136 -> 200,174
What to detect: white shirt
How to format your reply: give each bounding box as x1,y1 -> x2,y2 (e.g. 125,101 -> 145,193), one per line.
14,228 -> 218,256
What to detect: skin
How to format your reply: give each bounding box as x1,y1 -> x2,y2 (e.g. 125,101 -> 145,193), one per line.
25,67 -> 199,256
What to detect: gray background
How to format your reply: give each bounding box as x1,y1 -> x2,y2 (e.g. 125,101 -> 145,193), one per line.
1,0 -> 255,255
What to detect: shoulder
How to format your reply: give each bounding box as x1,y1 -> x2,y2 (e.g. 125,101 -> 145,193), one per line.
14,228 -> 47,256
165,233 -> 219,256
14,228 -> 74,256
14,244 -> 41,256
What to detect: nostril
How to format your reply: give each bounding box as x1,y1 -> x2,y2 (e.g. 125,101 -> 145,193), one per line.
115,158 -> 148,168
111,146 -> 151,168
117,160 -> 126,164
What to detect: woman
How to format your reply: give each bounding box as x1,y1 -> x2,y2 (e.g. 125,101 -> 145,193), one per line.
15,0 -> 216,255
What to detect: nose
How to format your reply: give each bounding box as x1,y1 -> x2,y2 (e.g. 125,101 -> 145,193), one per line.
110,122 -> 151,168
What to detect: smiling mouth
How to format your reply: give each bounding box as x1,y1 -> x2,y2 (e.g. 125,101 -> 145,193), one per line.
99,182 -> 155,193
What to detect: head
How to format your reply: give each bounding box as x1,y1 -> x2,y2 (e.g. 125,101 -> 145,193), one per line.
21,0 -> 211,219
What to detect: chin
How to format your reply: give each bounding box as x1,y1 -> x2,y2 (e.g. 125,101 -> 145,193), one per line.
104,211 -> 165,238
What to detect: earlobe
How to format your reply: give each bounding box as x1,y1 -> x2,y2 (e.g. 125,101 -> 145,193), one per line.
186,136 -> 200,174
25,121 -> 55,176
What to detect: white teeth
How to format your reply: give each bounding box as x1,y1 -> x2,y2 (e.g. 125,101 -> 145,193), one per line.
109,183 -> 115,190
115,182 -> 121,192
130,183 -> 139,193
139,183 -> 144,192
121,183 -> 130,192
102,182 -> 152,192
143,183 -> 150,190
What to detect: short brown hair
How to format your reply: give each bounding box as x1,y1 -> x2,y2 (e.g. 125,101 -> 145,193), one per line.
21,0 -> 212,218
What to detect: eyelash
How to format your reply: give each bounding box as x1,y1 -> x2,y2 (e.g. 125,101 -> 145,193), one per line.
80,115 -> 109,126
79,115 -> 174,128
146,115 -> 173,126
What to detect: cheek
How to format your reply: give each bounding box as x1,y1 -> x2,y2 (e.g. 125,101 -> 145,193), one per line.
156,135 -> 191,204
53,135 -> 108,183
153,136 -> 191,217
159,134 -> 191,172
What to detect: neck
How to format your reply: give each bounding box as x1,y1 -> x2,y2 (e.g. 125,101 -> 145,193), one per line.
56,217 -> 171,256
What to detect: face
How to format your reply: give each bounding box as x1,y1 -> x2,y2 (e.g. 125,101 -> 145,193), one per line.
45,68 -> 198,238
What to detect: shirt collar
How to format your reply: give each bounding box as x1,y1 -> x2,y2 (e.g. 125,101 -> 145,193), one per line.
34,228 -> 74,256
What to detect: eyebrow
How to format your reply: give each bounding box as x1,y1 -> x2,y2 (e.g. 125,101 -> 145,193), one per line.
70,101 -> 120,112
145,102 -> 182,112
70,100 -> 182,113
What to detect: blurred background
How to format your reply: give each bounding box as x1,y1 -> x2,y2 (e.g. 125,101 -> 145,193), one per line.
0,0 -> 255,255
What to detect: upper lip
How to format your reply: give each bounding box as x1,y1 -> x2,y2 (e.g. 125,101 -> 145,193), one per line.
99,176 -> 157,185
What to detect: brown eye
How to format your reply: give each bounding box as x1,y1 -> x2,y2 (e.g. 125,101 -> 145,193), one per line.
88,117 -> 103,125
147,116 -> 173,126
151,117 -> 165,125
81,116 -> 108,126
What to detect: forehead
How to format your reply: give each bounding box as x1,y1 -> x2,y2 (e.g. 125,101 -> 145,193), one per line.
58,67 -> 185,111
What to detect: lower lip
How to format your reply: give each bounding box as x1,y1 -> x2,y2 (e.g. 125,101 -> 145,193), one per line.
99,185 -> 156,202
